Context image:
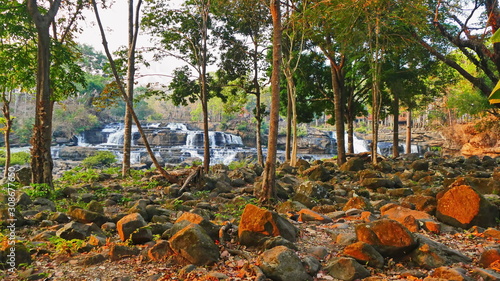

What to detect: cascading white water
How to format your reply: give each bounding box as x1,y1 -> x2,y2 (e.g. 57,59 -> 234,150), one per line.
78,123 -> 402,166
76,135 -> 90,147
104,126 -> 139,146
167,123 -> 188,131
329,131 -> 370,153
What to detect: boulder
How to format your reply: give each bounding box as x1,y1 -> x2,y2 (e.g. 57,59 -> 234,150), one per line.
116,213 -> 153,244
343,241 -> 385,268
0,243 -> 32,268
0,207 -> 26,227
479,248 -> 500,268
294,181 -> 327,200
471,267 -> 500,281
67,207 -> 108,226
238,204 -> 298,246
297,209 -> 333,223
428,266 -> 473,281
15,167 -> 31,186
324,257 -> 371,281
301,165 -> 331,182
148,240 -> 173,262
407,234 -> 472,269
436,185 -> 499,228
343,196 -> 373,212
109,244 -> 140,261
360,178 -> 396,189
411,159 -> 430,171
257,246 -> 313,281
400,195 -> 437,215
340,157 -> 365,172
56,221 -> 91,240
175,212 -> 220,241
168,223 -> 219,266
355,219 -> 417,257
380,204 -> 435,232
276,201 -> 309,214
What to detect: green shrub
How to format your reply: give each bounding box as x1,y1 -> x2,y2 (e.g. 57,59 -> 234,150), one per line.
0,150 -> 31,166
82,151 -> 116,168
25,183 -> 62,200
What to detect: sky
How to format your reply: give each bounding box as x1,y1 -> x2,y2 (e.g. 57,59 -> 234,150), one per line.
77,2 -> 177,85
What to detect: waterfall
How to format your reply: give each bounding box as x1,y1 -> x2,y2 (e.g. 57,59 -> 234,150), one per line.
104,126 -> 138,146
77,135 -> 90,147
329,131 -> 370,153
167,123 -> 188,131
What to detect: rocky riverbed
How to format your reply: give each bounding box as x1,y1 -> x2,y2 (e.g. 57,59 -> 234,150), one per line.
1,153 -> 500,280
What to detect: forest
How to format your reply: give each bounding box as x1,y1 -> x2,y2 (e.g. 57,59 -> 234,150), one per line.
1,0 -> 500,280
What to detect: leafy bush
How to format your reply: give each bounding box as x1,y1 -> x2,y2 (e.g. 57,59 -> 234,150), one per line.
0,151 -> 31,166
82,151 -> 116,168
25,183 -> 62,200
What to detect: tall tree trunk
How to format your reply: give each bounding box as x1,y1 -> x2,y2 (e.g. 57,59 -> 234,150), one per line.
201,0 -> 210,173
346,118 -> 354,154
329,60 -> 346,165
346,93 -> 354,154
285,84 -> 292,162
122,0 -> 136,177
370,13 -> 382,165
27,0 -> 62,187
392,94 -> 399,158
405,110 -> 412,154
290,76 -> 298,166
259,0 -> 281,202
255,95 -> 264,167
284,65 -> 297,166
253,41 -> 264,167
2,91 -> 12,179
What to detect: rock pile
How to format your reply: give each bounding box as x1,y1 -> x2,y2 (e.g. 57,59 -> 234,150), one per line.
1,154 -> 500,280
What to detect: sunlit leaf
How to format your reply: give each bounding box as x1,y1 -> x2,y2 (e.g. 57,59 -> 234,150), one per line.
492,29 -> 500,43
489,80 -> 500,104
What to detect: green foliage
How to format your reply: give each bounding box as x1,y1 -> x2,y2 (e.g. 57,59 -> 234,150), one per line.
13,117 -> 34,144
47,236 -> 86,255
354,124 -> 370,134
227,160 -> 249,170
0,150 -> 30,166
53,104 -> 100,137
25,183 -> 62,200
446,89 -> 492,117
82,151 -> 116,168
59,167 -> 100,184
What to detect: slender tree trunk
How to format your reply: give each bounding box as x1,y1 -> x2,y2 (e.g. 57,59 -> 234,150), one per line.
255,95 -> 264,167
122,0 -> 136,177
392,94 -> 399,157
253,42 -> 264,167
27,0 -> 62,187
201,0 -> 210,173
347,117 -> 354,154
285,84 -> 292,162
284,66 -> 297,165
2,92 -> 12,179
346,93 -> 354,154
290,76 -> 298,166
370,13 -> 382,165
405,110 -> 412,154
259,0 -> 281,202
329,60 -> 346,165
91,0 -> 177,183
